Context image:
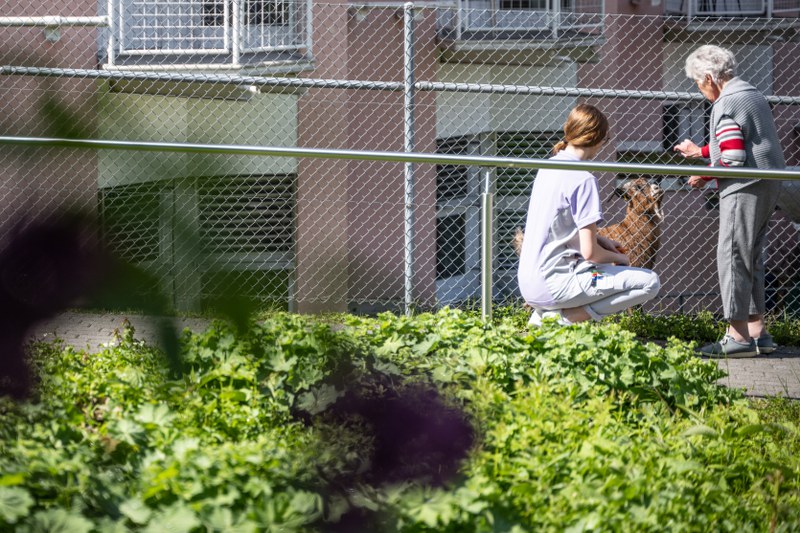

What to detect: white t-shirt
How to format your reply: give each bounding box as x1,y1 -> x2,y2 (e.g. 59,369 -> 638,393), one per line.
517,151 -> 603,307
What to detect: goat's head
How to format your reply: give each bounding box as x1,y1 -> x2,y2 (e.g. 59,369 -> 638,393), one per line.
618,177 -> 664,221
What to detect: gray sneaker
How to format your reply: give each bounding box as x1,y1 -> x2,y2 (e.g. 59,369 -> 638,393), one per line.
755,334 -> 777,355
699,335 -> 758,358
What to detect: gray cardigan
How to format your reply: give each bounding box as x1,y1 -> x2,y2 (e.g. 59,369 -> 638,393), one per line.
708,77 -> 785,197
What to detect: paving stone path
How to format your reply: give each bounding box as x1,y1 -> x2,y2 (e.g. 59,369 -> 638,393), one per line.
28,311 -> 800,399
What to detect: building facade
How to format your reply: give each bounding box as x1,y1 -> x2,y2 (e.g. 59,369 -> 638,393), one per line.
2,0 -> 800,314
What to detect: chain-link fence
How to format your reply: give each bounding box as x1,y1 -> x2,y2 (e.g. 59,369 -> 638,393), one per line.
2,1 -> 800,317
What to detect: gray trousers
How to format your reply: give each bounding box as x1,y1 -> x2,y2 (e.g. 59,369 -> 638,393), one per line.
717,180 -> 780,321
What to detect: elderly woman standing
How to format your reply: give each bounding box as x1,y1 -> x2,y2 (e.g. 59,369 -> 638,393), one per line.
674,45 -> 784,358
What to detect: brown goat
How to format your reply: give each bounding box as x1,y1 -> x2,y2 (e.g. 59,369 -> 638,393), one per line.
512,177 -> 664,270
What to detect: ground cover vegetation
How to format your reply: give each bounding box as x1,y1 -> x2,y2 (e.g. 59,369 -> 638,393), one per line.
485,304 -> 800,348
2,310 -> 800,531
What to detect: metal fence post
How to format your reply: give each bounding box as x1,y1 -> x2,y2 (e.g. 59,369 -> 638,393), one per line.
456,0 -> 463,40
403,2 -> 416,316
106,0 -> 116,67
232,0 -> 241,67
305,0 -> 314,57
481,169 -> 494,322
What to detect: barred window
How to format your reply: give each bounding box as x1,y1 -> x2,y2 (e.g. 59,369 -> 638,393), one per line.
495,131 -> 557,197
202,0 -> 290,27
100,183 -> 165,264
436,136 -> 479,202
247,0 -> 290,25
202,1 -> 226,26
198,174 -> 295,256
500,0 -> 548,9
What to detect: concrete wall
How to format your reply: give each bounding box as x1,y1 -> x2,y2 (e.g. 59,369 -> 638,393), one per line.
296,3 -> 439,313
295,0 -> 352,313
97,89 -> 298,187
436,62 -> 577,138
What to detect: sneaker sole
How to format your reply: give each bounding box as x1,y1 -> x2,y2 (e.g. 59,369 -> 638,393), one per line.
757,346 -> 776,355
701,350 -> 759,359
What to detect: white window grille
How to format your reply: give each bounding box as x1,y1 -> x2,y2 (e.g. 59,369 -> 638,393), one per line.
438,0 -> 603,38
663,0 -> 800,17
113,0 -> 305,57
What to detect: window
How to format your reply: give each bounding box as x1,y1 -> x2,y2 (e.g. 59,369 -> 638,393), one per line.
198,174 -> 295,255
495,131 -> 556,196
436,214 -> 466,279
247,0 -> 290,25
662,102 -> 709,151
100,183 -> 164,264
499,0 -> 549,9
202,0 -> 290,27
436,136 -> 479,201
202,1 -> 226,26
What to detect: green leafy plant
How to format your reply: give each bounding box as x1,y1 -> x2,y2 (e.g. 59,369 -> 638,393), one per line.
607,308 -> 724,343
1,310 -> 799,531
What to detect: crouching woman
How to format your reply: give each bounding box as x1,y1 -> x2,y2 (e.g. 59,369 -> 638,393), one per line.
517,104 -> 660,325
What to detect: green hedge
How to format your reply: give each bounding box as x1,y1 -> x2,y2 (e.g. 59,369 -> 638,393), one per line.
1,310 -> 799,531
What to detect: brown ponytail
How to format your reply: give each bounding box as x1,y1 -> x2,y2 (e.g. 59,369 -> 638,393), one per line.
552,139 -> 568,154
552,104 -> 609,154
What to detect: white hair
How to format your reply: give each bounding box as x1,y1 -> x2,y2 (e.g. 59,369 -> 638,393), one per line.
685,45 -> 736,84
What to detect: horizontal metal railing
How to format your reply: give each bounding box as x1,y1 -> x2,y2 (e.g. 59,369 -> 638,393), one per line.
2,135 -> 799,316
0,16 -> 109,26
8,65 -> 800,106
2,136 -> 800,181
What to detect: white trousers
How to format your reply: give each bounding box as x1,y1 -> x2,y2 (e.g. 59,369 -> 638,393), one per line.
540,264 -> 660,320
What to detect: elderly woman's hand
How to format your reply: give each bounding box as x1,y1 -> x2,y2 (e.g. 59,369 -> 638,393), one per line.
673,139 -> 703,159
687,175 -> 709,188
